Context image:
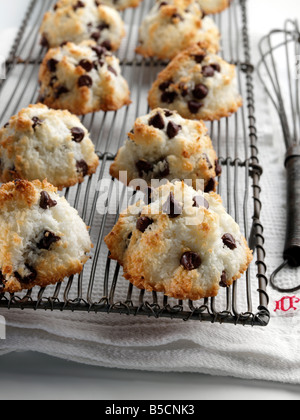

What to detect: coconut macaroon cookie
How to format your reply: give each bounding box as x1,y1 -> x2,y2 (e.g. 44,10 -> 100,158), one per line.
135,0 -> 220,61
110,108 -> 221,192
40,0 -> 125,51
105,181 -> 253,300
148,44 -> 243,121
0,179 -> 92,294
38,41 -> 131,115
197,0 -> 231,15
0,104 -> 99,190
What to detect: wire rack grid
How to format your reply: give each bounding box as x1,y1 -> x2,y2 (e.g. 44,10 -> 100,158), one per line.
0,0 -> 270,326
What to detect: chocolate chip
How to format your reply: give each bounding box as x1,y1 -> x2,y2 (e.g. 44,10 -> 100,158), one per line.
71,127 -> 85,143
192,83 -> 209,100
91,45 -> 106,57
193,53 -> 206,63
188,100 -> 203,114
95,0 -> 101,5
32,117 -> 42,130
203,153 -> 213,169
211,63 -> 221,72
162,192 -> 182,218
219,271 -> 229,288
136,217 -> 153,233
108,65 -> 117,76
164,110 -> 173,117
180,252 -> 202,271
14,264 -> 37,285
78,59 -> 93,72
222,233 -> 237,250
159,1 -> 168,7
91,31 -> 101,41
55,86 -> 69,98
3,122 -> 9,128
204,178 -> 215,193
215,159 -> 222,177
167,121 -> 181,139
40,34 -> 49,49
37,94 -> 46,103
98,22 -> 110,31
149,113 -> 165,130
136,160 -> 153,176
76,160 -> 89,176
78,75 -> 93,87
192,196 -> 209,209
47,58 -> 59,72
73,1 -> 85,11
159,80 -> 172,91
37,231 -> 61,250
161,91 -> 177,104
101,40 -> 112,50
40,191 -> 57,210
202,65 -> 215,77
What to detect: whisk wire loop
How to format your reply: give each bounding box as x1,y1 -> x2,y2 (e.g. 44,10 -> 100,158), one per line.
258,20 -> 300,292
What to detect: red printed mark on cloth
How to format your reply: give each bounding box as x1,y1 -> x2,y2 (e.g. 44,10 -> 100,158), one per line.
274,296 -> 300,312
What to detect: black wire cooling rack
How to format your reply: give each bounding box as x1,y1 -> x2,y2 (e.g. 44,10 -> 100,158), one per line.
0,0 -> 270,326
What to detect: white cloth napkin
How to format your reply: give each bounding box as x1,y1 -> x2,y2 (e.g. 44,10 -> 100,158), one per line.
1,8 -> 300,385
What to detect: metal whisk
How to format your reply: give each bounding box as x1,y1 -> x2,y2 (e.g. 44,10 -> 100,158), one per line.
257,20 -> 300,292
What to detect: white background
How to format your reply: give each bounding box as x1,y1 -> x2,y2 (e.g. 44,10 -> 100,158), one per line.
0,0 -> 300,401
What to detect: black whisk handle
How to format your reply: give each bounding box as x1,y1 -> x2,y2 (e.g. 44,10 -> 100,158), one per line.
284,145 -> 300,267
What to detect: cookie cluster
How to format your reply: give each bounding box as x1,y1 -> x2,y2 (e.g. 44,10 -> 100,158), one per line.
38,0 -> 131,115
0,0 -> 251,298
104,0 -> 251,301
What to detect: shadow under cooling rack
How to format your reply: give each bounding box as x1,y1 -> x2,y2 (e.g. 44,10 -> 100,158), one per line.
0,0 -> 270,326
